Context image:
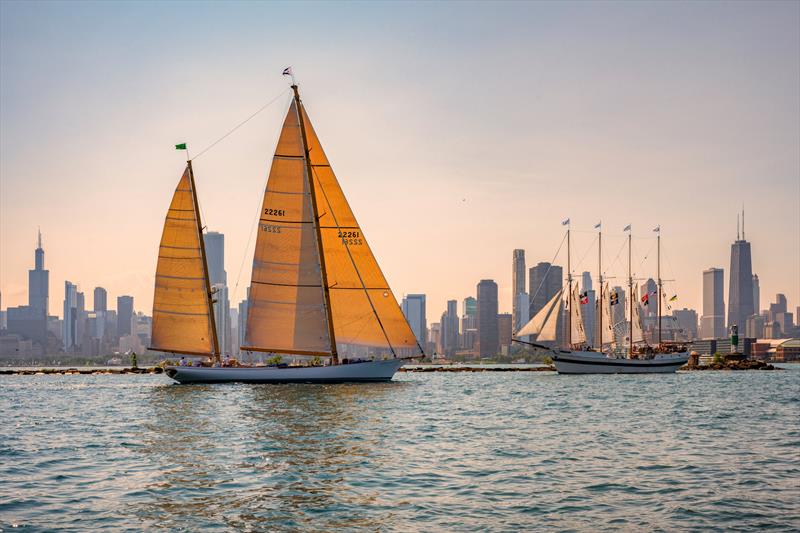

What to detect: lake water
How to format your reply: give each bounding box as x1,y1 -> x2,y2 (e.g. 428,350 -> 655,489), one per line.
1,367 -> 798,531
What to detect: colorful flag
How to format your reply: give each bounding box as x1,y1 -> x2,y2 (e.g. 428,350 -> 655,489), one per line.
623,224 -> 631,232
610,291 -> 619,305
580,291 -> 589,304
641,293 -> 649,306
669,294 -> 678,302
175,143 -> 187,150
562,218 -> 570,226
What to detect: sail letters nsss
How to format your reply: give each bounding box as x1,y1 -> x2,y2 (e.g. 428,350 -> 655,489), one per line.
242,86 -> 423,363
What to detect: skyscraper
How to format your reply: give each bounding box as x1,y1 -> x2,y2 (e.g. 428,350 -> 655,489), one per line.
461,296 -> 477,351
93,287 -> 107,313
204,231 -> 231,354
752,274 -> 760,314
701,268 -> 725,339
28,229 -> 48,317
497,313 -> 512,353
512,249 -> 526,333
728,215 -> 754,331
528,262 -> 563,318
672,308 -> 698,342
440,299 -> 459,356
117,295 -> 134,337
477,280 -> 499,357
63,281 -> 78,350
401,294 -> 427,348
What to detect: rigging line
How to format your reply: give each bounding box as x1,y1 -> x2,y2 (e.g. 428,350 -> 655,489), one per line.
193,87 -> 291,160
310,163 -> 402,357
231,93 -> 294,305
527,232 -> 568,310
607,236 -> 628,283
572,235 -> 598,277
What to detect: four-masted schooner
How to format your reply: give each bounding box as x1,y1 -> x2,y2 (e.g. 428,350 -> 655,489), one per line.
152,82 -> 423,383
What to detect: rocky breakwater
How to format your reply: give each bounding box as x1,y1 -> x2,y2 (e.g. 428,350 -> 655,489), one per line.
0,367 -> 164,375
683,359 -> 777,371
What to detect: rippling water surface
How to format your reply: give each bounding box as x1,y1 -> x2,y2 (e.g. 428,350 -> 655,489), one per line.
1,367 -> 798,531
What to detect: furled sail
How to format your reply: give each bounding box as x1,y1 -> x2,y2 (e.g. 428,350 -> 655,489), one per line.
150,166 -> 217,356
243,100 -> 331,356
569,285 -> 587,345
517,288 -> 563,340
244,90 -> 422,359
631,283 -> 645,343
599,283 -> 615,347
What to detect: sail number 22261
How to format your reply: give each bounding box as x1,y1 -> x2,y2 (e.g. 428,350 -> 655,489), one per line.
339,230 -> 363,246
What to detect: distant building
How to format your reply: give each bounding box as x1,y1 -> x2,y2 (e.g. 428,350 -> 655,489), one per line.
512,249 -> 526,333
401,294 -> 427,348
745,314 -> 765,339
440,299 -> 459,357
429,322 -> 442,355
752,274 -> 760,313
728,218 -> 754,331
640,278 -> 657,318
204,231 -> 231,355
529,262 -> 563,319
700,268 -> 725,339
514,292 -> 529,335
238,288 -> 249,356
460,296 -> 477,351
498,313 -> 513,353
117,295 -> 134,337
28,229 -> 49,316
672,308 -> 698,342
93,287 -> 107,313
477,280 -> 499,357
63,281 -> 79,350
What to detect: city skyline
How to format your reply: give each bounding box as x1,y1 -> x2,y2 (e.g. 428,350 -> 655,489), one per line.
1,1 -> 798,321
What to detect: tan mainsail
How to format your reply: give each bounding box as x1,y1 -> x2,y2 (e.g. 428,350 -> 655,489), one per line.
150,165 -> 218,357
244,87 -> 422,360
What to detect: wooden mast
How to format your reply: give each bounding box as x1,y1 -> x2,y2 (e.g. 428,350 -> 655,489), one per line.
187,160 -> 220,362
657,228 -> 662,346
567,225 -> 572,349
628,228 -> 633,358
292,84 -> 339,365
597,227 -> 602,350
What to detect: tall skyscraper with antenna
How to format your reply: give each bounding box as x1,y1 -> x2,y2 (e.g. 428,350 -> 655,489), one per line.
28,228 -> 49,317
728,209 -> 754,332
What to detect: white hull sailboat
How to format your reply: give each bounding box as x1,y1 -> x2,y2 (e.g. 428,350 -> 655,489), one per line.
552,351 -> 688,374
164,358 -> 404,384
151,79 -> 424,383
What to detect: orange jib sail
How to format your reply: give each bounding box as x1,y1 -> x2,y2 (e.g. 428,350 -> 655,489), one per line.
150,166 -> 216,356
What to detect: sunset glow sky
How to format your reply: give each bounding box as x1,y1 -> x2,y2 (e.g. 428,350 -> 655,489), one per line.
1,1 -> 798,321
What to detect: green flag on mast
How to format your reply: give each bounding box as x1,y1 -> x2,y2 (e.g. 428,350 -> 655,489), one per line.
175,143 -> 187,150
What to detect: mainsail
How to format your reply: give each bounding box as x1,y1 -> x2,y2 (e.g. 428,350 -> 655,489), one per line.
150,164 -> 218,357
243,86 -> 423,360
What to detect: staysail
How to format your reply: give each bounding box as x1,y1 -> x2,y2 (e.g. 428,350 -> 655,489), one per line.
599,283 -> 615,347
518,288 -> 563,340
631,283 -> 645,344
244,87 -> 423,360
150,164 -> 218,357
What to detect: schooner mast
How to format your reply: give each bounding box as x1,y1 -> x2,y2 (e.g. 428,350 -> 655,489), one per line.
656,225 -> 662,346
627,224 -> 633,357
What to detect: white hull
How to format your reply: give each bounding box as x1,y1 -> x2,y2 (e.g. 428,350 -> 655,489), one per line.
553,351 -> 689,374
165,359 -> 405,384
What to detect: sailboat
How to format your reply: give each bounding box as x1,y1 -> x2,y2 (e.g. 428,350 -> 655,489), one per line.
516,224 -> 688,374
156,83 -> 424,383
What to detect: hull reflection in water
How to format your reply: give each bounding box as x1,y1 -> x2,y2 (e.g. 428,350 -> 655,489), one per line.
553,351 -> 689,374
165,359 -> 405,384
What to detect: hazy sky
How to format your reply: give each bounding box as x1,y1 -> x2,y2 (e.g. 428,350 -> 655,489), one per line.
1,1 -> 798,322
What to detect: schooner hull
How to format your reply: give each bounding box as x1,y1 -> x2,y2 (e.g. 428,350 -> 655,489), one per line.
165,358 -> 405,384
553,351 -> 689,374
